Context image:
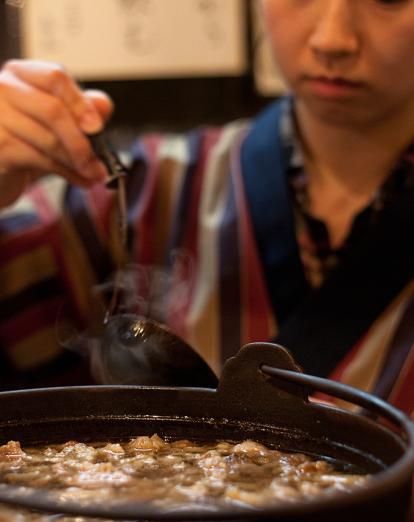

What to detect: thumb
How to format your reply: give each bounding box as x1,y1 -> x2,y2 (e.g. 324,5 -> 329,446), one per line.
84,89 -> 114,124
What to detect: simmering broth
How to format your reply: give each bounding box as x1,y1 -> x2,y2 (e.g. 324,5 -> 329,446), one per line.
0,434 -> 369,521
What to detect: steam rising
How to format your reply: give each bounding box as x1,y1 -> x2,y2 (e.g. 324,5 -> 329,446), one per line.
112,249 -> 193,324
60,249 -> 208,386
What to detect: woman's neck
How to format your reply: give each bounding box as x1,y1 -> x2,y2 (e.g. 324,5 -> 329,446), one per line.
293,99 -> 414,248
295,100 -> 414,193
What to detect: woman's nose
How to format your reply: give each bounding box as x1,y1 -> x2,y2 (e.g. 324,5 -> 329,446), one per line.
309,0 -> 359,63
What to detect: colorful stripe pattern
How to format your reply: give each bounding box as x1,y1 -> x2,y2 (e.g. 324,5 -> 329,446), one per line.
0,118 -> 413,416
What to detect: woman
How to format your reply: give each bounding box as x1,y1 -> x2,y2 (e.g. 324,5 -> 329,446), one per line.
0,0 -> 413,414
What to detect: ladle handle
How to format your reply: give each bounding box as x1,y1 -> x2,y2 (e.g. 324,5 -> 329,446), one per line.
88,132 -> 129,321
89,132 -> 128,188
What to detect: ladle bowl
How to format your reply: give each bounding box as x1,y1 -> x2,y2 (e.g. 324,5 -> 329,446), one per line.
96,314 -> 219,388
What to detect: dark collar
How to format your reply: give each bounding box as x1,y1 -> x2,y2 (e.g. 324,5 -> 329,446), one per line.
241,99 -> 414,376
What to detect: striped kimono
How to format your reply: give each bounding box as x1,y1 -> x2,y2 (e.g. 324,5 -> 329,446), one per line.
0,99 -> 413,416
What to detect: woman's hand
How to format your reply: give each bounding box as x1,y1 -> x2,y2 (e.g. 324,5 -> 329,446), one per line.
0,59 -> 114,208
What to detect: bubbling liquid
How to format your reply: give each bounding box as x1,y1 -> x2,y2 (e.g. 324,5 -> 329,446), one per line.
0,435 -> 369,521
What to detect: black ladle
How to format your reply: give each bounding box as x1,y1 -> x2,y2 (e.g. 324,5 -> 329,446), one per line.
88,133 -> 218,388
95,313 -> 218,388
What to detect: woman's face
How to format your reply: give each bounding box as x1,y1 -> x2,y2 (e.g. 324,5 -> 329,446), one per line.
261,0 -> 414,127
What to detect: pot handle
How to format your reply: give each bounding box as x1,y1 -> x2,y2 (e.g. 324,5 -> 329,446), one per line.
218,342 -> 414,446
260,364 -> 414,445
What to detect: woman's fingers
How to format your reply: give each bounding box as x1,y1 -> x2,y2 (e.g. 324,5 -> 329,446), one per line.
0,70 -> 107,180
0,98 -> 73,171
0,131 -> 99,188
0,59 -> 117,205
3,60 -> 104,134
84,89 -> 114,123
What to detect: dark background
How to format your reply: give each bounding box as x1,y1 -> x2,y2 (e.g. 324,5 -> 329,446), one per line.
1,0 -> 272,139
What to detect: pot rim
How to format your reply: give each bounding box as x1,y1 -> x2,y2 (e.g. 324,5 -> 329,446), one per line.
0,342 -> 412,519
0,383 -> 412,520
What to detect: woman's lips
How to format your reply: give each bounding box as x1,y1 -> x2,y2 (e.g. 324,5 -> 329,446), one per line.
303,76 -> 364,98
